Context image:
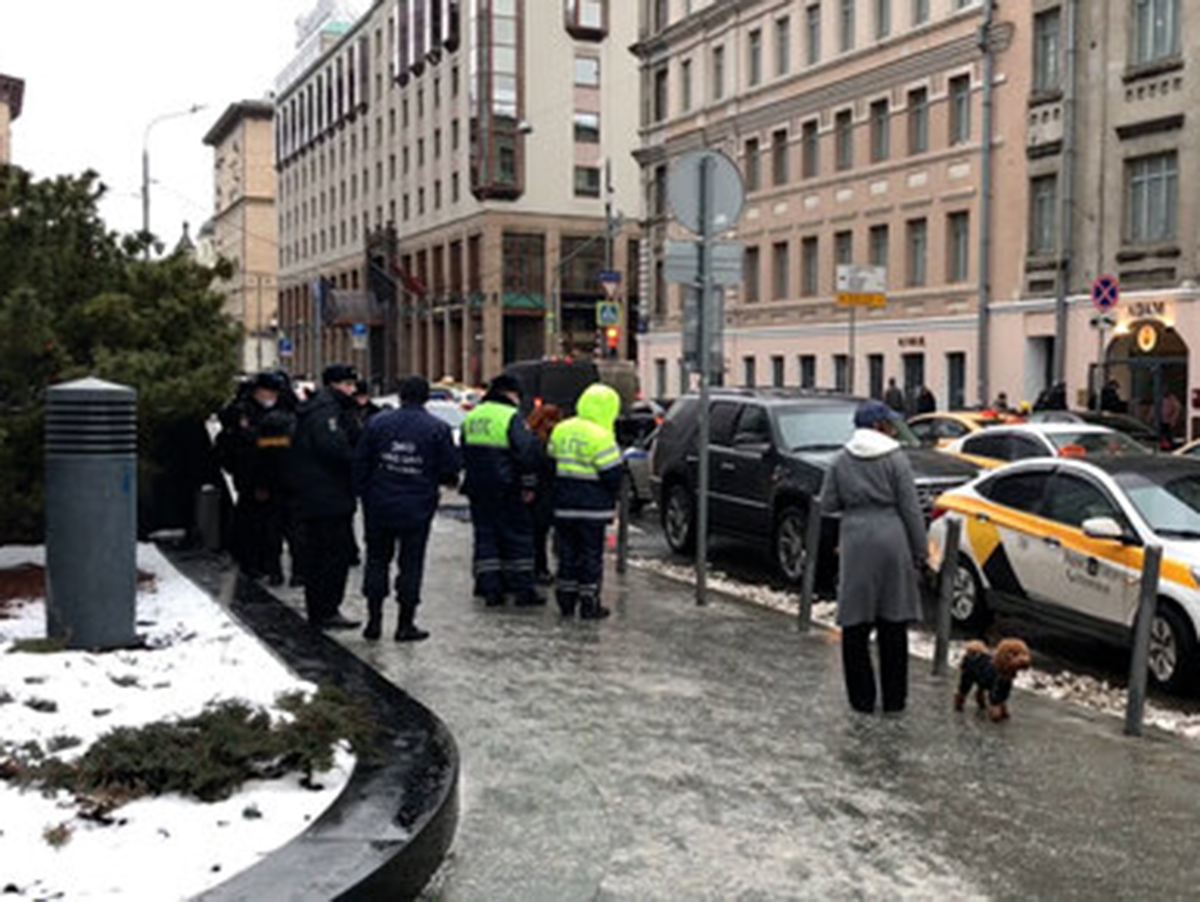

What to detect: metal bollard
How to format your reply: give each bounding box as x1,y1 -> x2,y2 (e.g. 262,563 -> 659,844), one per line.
797,502 -> 823,632
1125,544 -> 1163,737
616,465 -> 630,575
196,484 -> 222,553
932,517 -> 963,677
44,376 -> 139,649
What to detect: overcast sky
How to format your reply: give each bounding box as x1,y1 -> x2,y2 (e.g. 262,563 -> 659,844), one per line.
2,0 -> 324,247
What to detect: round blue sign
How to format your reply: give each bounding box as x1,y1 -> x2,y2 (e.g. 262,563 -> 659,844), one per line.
1092,275 -> 1119,312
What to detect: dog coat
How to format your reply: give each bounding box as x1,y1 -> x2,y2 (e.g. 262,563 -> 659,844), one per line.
958,649 -> 1014,705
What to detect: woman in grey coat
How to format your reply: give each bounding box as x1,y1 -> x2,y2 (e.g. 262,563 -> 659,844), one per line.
821,401 -> 928,714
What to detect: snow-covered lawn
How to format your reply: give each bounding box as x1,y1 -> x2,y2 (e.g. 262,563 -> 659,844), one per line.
630,556 -> 1200,741
0,545 -> 353,900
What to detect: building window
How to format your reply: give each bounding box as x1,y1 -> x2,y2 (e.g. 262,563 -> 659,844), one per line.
947,352 -> 966,410
840,0 -> 856,52
772,355 -> 785,387
1033,8 -> 1062,93
801,236 -> 820,296
947,211 -> 970,282
1029,174 -> 1057,254
654,358 -> 668,399
912,0 -> 929,25
775,17 -> 791,76
1133,0 -> 1180,65
681,58 -> 693,111
1126,152 -> 1178,243
652,0 -> 669,32
772,128 -> 789,186
743,357 -> 757,387
772,241 -> 790,300
653,67 -> 669,122
834,230 -> 853,285
875,0 -> 891,38
744,245 -> 761,303
834,354 -> 849,392
907,217 -> 928,286
869,98 -> 889,162
869,223 -> 889,269
654,164 -> 668,217
868,354 -> 885,399
835,109 -> 853,171
575,111 -> 600,143
748,29 -> 763,87
575,56 -> 601,86
799,354 -> 816,388
575,166 -> 602,198
802,119 -> 819,178
949,75 -> 971,144
908,87 -> 928,154
712,46 -> 726,100
806,4 -> 822,65
565,0 -> 608,40
744,138 -> 761,191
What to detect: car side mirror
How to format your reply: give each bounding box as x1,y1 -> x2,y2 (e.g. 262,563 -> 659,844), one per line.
1082,516 -> 1135,544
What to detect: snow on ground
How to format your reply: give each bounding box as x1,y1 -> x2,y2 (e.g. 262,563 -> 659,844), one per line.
0,544 -> 353,901
629,556 -> 1200,741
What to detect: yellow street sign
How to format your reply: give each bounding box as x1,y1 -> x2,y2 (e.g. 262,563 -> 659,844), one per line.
837,292 -> 887,308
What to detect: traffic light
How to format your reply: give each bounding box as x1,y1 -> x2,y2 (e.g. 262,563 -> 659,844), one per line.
605,326 -> 620,356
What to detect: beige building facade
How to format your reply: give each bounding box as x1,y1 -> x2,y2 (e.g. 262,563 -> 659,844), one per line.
634,0 -> 1029,410
204,101 -> 279,373
991,0 -> 1200,439
0,74 -> 25,166
274,0 -> 643,388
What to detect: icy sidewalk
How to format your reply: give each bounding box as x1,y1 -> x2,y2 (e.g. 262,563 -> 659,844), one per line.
0,545 -> 352,901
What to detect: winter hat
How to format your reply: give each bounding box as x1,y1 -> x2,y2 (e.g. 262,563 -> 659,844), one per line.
399,375 -> 431,405
253,371 -> 285,392
322,363 -> 359,386
854,400 -> 900,429
488,373 -> 523,398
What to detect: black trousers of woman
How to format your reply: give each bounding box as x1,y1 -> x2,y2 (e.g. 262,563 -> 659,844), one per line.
841,619 -> 909,714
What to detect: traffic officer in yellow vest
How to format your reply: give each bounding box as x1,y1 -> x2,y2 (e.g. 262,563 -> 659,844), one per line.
461,373 -> 545,607
548,383 -> 623,620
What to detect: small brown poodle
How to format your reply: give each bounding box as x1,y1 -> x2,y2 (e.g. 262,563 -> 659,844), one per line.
953,639 -> 1033,722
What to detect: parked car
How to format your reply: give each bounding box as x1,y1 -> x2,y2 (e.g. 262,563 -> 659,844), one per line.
650,389 -> 979,583
1028,409 -> 1173,451
944,423 -> 1148,469
930,455 -> 1200,693
908,410 -> 1024,449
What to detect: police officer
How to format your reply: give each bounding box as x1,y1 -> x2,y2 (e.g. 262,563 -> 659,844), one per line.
548,383 -> 623,620
461,373 -> 543,607
353,375 -> 460,642
292,364 -> 362,630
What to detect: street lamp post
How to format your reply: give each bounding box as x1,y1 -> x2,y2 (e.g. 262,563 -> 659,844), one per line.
141,104 -> 206,257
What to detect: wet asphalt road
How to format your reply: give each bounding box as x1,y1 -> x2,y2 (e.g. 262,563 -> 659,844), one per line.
268,509 -> 1200,900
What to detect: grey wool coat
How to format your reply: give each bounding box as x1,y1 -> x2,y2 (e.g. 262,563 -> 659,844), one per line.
820,428 -> 928,627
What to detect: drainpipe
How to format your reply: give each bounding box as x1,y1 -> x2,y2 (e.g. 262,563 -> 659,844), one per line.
1051,0 -> 1079,388
975,0 -> 996,407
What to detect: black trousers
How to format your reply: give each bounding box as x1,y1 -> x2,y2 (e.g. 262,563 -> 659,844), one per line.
555,518 -> 606,612
362,519 -> 432,614
841,619 -> 909,714
469,495 -> 536,600
231,495 -> 284,578
302,515 -> 356,624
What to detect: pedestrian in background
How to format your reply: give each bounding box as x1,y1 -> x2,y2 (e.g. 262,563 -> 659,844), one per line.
548,384 -> 623,620
461,373 -> 544,608
292,364 -> 362,630
883,378 -> 905,413
354,375 -> 460,642
916,385 -> 937,414
821,401 -> 927,714
528,403 -> 565,586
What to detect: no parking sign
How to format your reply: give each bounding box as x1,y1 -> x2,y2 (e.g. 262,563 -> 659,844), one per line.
1092,274 -> 1120,313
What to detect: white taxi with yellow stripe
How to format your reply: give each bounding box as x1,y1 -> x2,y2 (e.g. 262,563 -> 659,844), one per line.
929,455 -> 1200,693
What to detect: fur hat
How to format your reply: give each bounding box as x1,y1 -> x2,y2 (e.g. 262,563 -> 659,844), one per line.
488,373 -> 523,398
322,363 -> 358,386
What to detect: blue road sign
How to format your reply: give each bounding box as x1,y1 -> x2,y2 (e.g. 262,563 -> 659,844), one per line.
596,301 -> 621,326
1092,274 -> 1119,313
598,270 -> 622,284
278,338 -> 294,357
351,322 -> 368,337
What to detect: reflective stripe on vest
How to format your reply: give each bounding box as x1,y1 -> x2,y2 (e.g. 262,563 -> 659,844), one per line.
463,401 -> 516,448
550,420 -> 617,480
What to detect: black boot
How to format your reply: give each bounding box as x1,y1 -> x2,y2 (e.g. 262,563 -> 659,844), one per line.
579,593 -> 610,621
395,602 -> 430,642
363,598 -> 383,641
557,591 -> 577,618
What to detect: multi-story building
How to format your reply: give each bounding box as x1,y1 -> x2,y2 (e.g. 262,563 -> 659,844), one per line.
993,0 -> 1199,440
0,73 -> 24,166
633,0 -> 1028,410
203,101 -> 279,373
274,1 -> 642,388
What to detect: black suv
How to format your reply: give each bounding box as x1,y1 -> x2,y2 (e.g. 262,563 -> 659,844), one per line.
650,389 -> 979,583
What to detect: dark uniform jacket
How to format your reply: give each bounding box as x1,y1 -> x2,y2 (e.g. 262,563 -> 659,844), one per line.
291,388 -> 360,519
353,404 -> 461,530
460,393 -> 540,499
215,397 -> 296,499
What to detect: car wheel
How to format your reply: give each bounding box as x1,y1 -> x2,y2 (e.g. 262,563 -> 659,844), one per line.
773,506 -> 808,585
948,555 -> 990,634
1148,603 -> 1198,694
662,482 -> 696,554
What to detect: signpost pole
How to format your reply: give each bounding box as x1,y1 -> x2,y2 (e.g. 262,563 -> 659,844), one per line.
848,305 -> 857,395
695,154 -> 713,607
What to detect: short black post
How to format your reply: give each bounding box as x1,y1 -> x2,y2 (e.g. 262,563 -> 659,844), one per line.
616,465 -> 630,575
1125,544 -> 1163,738
932,518 -> 963,677
797,502 -> 822,632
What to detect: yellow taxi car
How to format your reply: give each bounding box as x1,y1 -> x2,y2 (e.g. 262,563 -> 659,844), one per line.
907,410 -> 1022,449
929,455 -> 1200,692
942,422 -> 1148,470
